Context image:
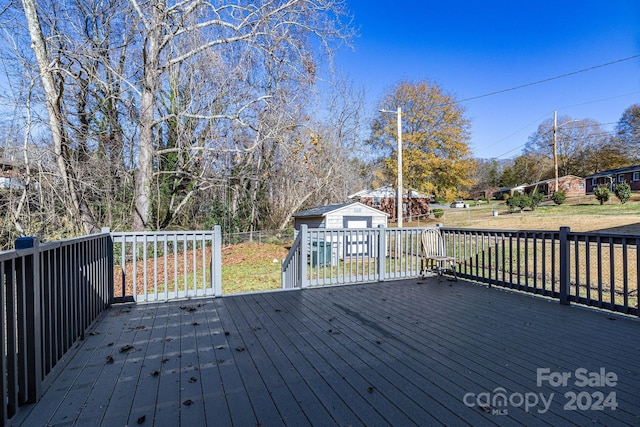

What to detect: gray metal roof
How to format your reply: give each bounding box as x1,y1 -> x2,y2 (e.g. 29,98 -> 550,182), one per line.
293,202 -> 389,218
292,203 -> 353,218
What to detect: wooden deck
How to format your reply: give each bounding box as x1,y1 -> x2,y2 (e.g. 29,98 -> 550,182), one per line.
15,278 -> 640,426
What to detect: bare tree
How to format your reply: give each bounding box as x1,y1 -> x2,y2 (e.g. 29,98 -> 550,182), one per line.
524,115 -> 617,177
21,0 -> 98,233
128,0 -> 354,230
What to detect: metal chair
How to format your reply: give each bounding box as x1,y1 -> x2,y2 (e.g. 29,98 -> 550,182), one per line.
420,228 -> 457,280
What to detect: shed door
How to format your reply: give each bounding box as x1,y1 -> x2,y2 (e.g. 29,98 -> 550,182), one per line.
343,216 -> 372,256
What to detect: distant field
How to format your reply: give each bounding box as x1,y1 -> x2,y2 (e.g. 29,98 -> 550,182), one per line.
405,194 -> 640,234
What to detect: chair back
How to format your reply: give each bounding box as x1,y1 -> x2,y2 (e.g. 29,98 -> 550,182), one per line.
421,228 -> 446,257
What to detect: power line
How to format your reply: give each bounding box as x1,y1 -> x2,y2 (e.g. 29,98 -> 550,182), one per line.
459,55 -> 640,104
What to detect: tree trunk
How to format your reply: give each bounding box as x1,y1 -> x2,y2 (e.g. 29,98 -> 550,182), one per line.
21,0 -> 97,234
133,1 -> 162,231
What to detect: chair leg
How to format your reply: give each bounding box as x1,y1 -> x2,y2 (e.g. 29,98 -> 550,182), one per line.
449,262 -> 458,281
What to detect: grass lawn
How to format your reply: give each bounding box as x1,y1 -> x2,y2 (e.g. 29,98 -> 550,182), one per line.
405,194 -> 640,234
222,242 -> 290,294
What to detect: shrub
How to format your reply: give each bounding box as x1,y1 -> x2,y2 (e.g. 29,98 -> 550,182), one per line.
529,191 -> 544,211
613,182 -> 631,204
593,185 -> 610,205
432,208 -> 444,219
551,190 -> 567,205
506,192 -> 530,213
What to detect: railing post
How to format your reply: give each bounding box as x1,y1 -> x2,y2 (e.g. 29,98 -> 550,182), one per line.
559,226 -> 570,305
377,224 -> 387,281
213,225 -> 223,296
299,225 -> 308,288
101,227 -> 115,304
14,237 -> 42,403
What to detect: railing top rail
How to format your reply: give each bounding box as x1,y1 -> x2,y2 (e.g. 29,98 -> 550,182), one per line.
566,231 -> 640,243
39,232 -> 111,250
442,227 -> 561,236
0,247 -> 30,262
110,230 -> 217,237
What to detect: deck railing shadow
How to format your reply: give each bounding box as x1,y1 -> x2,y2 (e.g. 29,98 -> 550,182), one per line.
1,223 -> 638,425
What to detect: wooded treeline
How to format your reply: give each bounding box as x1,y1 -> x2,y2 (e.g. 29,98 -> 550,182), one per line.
0,0 -> 369,248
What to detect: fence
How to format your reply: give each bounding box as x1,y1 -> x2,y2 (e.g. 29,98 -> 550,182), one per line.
282,225 -> 423,288
443,226 -> 639,316
282,225 -> 639,316
109,227 -> 222,303
0,232 -> 112,425
222,228 -> 294,246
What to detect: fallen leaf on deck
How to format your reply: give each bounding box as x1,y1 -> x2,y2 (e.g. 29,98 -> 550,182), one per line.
137,415 -> 146,424
120,344 -> 134,352
106,355 -> 114,364
183,399 -> 193,406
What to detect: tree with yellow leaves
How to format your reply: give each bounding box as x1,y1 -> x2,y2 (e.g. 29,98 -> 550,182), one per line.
369,80 -> 476,202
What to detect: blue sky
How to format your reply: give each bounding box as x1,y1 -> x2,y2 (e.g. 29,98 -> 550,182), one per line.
335,0 -> 640,159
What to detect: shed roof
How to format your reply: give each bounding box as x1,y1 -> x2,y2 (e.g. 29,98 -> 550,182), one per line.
292,202 -> 389,218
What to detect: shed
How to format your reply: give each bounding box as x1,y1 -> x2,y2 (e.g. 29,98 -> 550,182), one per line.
292,202 -> 388,230
292,202 -> 389,262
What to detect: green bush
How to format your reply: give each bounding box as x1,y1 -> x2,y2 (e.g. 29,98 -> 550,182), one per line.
432,208 -> 444,219
594,185 -> 610,205
551,190 -> 567,205
529,191 -> 544,211
506,192 -> 530,213
613,182 -> 631,204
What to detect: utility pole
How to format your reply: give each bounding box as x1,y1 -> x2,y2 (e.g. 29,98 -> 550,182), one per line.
553,110 -> 559,193
379,107 -> 403,227
396,107 -> 403,228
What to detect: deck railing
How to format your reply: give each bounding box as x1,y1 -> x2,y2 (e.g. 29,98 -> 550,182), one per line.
0,232 -> 112,425
282,225 -> 639,316
109,227 -> 222,303
282,225 -> 423,288
441,226 -> 639,316
3,224 -> 638,425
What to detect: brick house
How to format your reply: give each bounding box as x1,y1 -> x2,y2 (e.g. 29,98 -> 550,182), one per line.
522,175 -> 585,197
348,185 -> 431,222
585,165 -> 640,194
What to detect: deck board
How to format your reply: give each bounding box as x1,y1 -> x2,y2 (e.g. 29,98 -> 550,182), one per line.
15,278 -> 640,426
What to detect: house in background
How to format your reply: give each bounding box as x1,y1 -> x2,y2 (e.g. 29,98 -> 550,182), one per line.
0,157 -> 38,191
492,184 -> 526,200
522,175 -> 585,197
585,165 -> 640,193
292,202 -> 388,261
348,185 -> 431,222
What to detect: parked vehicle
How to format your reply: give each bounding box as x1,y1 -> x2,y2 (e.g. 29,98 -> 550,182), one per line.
450,200 -> 465,208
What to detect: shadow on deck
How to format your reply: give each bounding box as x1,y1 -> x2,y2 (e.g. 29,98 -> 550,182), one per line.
15,278 -> 640,426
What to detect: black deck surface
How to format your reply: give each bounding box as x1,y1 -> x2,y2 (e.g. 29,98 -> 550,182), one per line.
15,278 -> 640,426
